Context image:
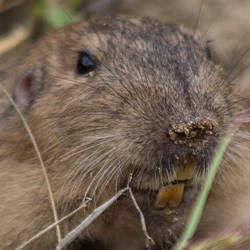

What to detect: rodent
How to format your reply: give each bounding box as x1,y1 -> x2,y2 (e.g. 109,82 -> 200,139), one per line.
0,17 -> 249,250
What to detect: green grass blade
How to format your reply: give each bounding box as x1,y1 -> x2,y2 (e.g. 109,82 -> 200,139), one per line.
43,4 -> 75,28
173,134 -> 232,250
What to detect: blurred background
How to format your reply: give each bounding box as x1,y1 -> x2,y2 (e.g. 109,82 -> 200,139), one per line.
0,0 -> 249,92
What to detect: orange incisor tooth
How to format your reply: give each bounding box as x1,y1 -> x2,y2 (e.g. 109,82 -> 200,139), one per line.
176,163 -> 194,181
154,184 -> 184,210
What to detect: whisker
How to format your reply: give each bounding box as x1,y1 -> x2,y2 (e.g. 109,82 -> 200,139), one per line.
82,147 -> 118,201
59,134 -> 118,162
93,160 -> 121,202
91,157 -> 118,199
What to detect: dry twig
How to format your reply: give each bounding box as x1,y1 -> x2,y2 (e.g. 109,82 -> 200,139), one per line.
128,188 -> 155,248
55,187 -> 129,250
0,0 -> 27,13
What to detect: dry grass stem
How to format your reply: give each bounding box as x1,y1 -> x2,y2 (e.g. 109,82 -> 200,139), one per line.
0,26 -> 30,56
0,84 -> 62,243
15,198 -> 91,250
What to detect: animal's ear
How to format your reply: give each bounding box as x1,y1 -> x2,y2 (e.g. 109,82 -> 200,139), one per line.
14,69 -> 38,110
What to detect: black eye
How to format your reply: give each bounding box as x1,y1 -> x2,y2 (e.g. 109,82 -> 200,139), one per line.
76,51 -> 96,75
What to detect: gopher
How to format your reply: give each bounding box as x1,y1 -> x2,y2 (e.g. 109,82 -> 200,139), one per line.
0,17 -> 249,250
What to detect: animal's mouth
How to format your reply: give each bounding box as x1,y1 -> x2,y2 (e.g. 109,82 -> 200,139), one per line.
130,155 -> 199,212
153,162 -> 195,210
154,163 -> 194,210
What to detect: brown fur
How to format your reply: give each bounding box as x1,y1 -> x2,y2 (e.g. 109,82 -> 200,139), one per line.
0,17 -> 249,250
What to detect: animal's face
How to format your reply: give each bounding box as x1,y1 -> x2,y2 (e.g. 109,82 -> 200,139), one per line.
13,18 -> 235,201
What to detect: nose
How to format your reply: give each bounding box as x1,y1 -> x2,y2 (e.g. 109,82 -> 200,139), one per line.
168,119 -> 217,145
